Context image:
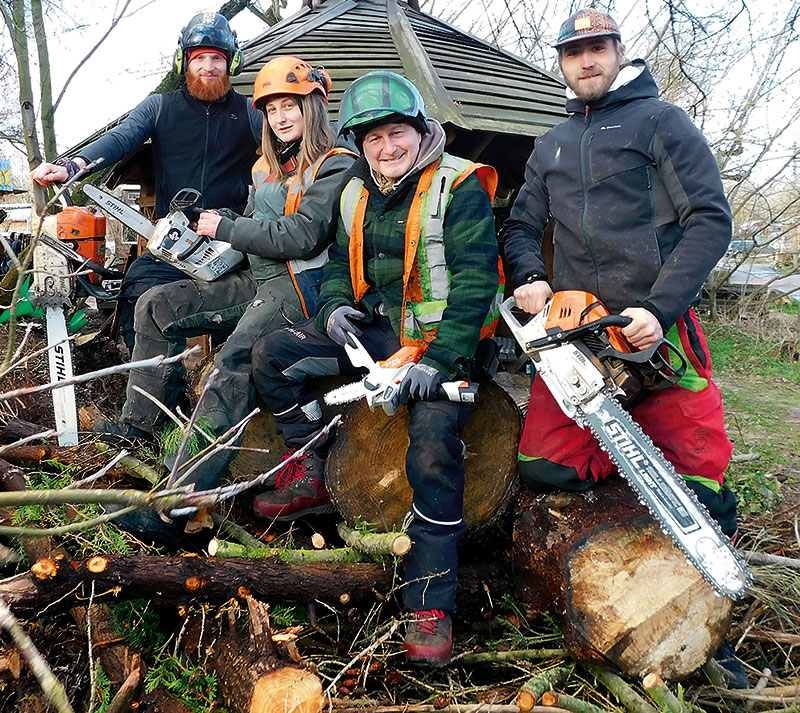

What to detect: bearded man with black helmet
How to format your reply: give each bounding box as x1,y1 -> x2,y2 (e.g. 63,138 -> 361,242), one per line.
31,12 -> 262,350
248,71 -> 502,669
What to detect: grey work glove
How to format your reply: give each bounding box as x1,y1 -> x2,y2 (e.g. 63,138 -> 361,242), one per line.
399,363 -> 444,404
326,305 -> 366,346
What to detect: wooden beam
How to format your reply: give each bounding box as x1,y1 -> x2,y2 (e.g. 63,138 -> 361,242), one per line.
386,0 -> 469,128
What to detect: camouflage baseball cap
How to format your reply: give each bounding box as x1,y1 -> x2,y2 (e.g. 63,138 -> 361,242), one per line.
554,8 -> 621,48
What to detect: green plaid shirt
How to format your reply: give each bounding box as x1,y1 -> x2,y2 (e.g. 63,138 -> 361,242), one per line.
315,155 -> 499,378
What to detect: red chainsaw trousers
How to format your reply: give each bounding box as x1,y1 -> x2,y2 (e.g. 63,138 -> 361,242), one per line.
518,312 -> 733,486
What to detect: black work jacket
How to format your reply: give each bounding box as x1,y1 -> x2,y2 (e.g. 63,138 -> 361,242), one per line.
80,85 -> 261,218
504,61 -> 732,329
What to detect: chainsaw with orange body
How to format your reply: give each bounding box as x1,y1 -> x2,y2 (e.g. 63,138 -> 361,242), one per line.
500,290 -> 752,600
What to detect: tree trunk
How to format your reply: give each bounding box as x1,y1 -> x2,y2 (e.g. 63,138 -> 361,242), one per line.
30,0 -> 56,161
513,477 -> 733,680
0,555 -> 511,617
326,381 -> 521,531
0,0 -> 43,168
205,596 -> 323,713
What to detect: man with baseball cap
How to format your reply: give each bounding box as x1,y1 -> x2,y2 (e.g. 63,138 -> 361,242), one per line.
31,12 -> 262,352
503,7 -> 746,684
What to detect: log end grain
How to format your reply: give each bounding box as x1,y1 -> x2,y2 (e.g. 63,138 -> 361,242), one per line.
566,519 -> 733,680
327,381 -> 521,531
87,556 -> 108,573
31,558 -> 58,579
516,689 -> 537,712
391,533 -> 412,556
250,667 -> 323,713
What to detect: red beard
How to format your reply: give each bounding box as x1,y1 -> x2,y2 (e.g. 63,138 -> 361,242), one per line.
186,69 -> 231,102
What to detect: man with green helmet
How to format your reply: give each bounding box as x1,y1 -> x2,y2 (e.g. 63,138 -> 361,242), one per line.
249,71 -> 502,667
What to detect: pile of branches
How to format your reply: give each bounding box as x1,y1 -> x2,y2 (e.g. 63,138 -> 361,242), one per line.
0,402 -> 797,713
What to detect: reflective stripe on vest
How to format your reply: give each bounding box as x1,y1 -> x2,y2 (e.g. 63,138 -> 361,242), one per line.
340,152 -> 501,345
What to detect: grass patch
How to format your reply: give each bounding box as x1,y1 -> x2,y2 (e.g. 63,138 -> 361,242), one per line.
703,318 -> 800,517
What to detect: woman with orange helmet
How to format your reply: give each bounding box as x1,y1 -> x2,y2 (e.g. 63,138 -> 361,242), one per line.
172,55 -> 357,486
109,57 -> 355,543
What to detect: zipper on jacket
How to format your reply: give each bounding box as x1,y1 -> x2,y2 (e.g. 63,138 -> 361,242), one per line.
201,105 -> 211,200
584,105 -> 589,124
578,115 -> 602,297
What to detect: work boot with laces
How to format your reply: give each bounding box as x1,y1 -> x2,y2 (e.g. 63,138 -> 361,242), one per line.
252,449 -> 334,521
404,609 -> 453,668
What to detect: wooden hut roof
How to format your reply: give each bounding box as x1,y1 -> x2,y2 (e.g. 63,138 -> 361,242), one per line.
234,0 -> 566,137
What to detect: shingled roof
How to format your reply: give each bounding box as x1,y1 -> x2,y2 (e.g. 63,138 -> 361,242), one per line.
234,0 -> 566,138
68,0 -> 566,199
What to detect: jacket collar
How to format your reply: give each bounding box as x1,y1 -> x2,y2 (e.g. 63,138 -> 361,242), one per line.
565,59 -> 657,115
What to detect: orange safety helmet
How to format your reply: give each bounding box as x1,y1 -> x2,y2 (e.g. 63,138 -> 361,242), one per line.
252,56 -> 332,108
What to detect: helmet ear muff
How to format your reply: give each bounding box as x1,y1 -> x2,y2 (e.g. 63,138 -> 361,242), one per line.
173,47 -> 185,76
229,48 -> 244,76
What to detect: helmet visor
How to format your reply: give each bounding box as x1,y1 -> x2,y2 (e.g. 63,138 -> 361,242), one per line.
339,72 -> 425,132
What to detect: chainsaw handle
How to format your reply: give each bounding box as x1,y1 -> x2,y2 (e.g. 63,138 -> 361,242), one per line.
598,338 -> 687,390
176,234 -> 210,262
525,314 -> 632,351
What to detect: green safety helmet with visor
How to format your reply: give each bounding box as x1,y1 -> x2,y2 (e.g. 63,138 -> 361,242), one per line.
338,71 -> 428,145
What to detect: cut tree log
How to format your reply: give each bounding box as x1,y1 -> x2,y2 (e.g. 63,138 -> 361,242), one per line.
326,381 -> 521,531
209,597 -> 323,713
0,555 -> 512,617
337,522 -> 412,556
193,356 -> 522,532
209,538 -> 366,562
513,477 -> 733,680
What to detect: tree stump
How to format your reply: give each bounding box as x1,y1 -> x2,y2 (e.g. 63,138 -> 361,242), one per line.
192,352 -> 521,531
325,381 -> 521,531
187,596 -> 323,713
513,477 -> 733,680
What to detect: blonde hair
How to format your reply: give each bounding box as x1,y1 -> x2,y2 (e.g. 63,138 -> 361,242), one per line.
261,92 -> 335,186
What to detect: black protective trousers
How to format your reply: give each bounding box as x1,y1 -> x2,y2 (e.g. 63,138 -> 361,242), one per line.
121,268 -> 307,491
251,317 -> 470,612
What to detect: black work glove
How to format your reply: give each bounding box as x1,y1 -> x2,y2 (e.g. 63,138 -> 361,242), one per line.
217,208 -> 241,221
399,363 -> 444,404
326,305 -> 366,346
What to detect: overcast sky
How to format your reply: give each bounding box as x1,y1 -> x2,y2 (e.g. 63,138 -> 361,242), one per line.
50,1 -> 301,150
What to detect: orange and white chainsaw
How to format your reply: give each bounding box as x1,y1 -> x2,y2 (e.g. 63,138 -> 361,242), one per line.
323,336 -> 478,416
500,290 -> 751,600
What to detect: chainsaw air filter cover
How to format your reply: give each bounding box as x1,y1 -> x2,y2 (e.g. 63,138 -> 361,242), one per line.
147,212 -> 243,282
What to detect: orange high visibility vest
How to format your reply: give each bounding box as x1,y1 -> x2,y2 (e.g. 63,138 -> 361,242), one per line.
339,152 -> 504,345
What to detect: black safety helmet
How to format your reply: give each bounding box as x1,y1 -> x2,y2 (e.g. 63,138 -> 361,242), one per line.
173,12 -> 243,76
